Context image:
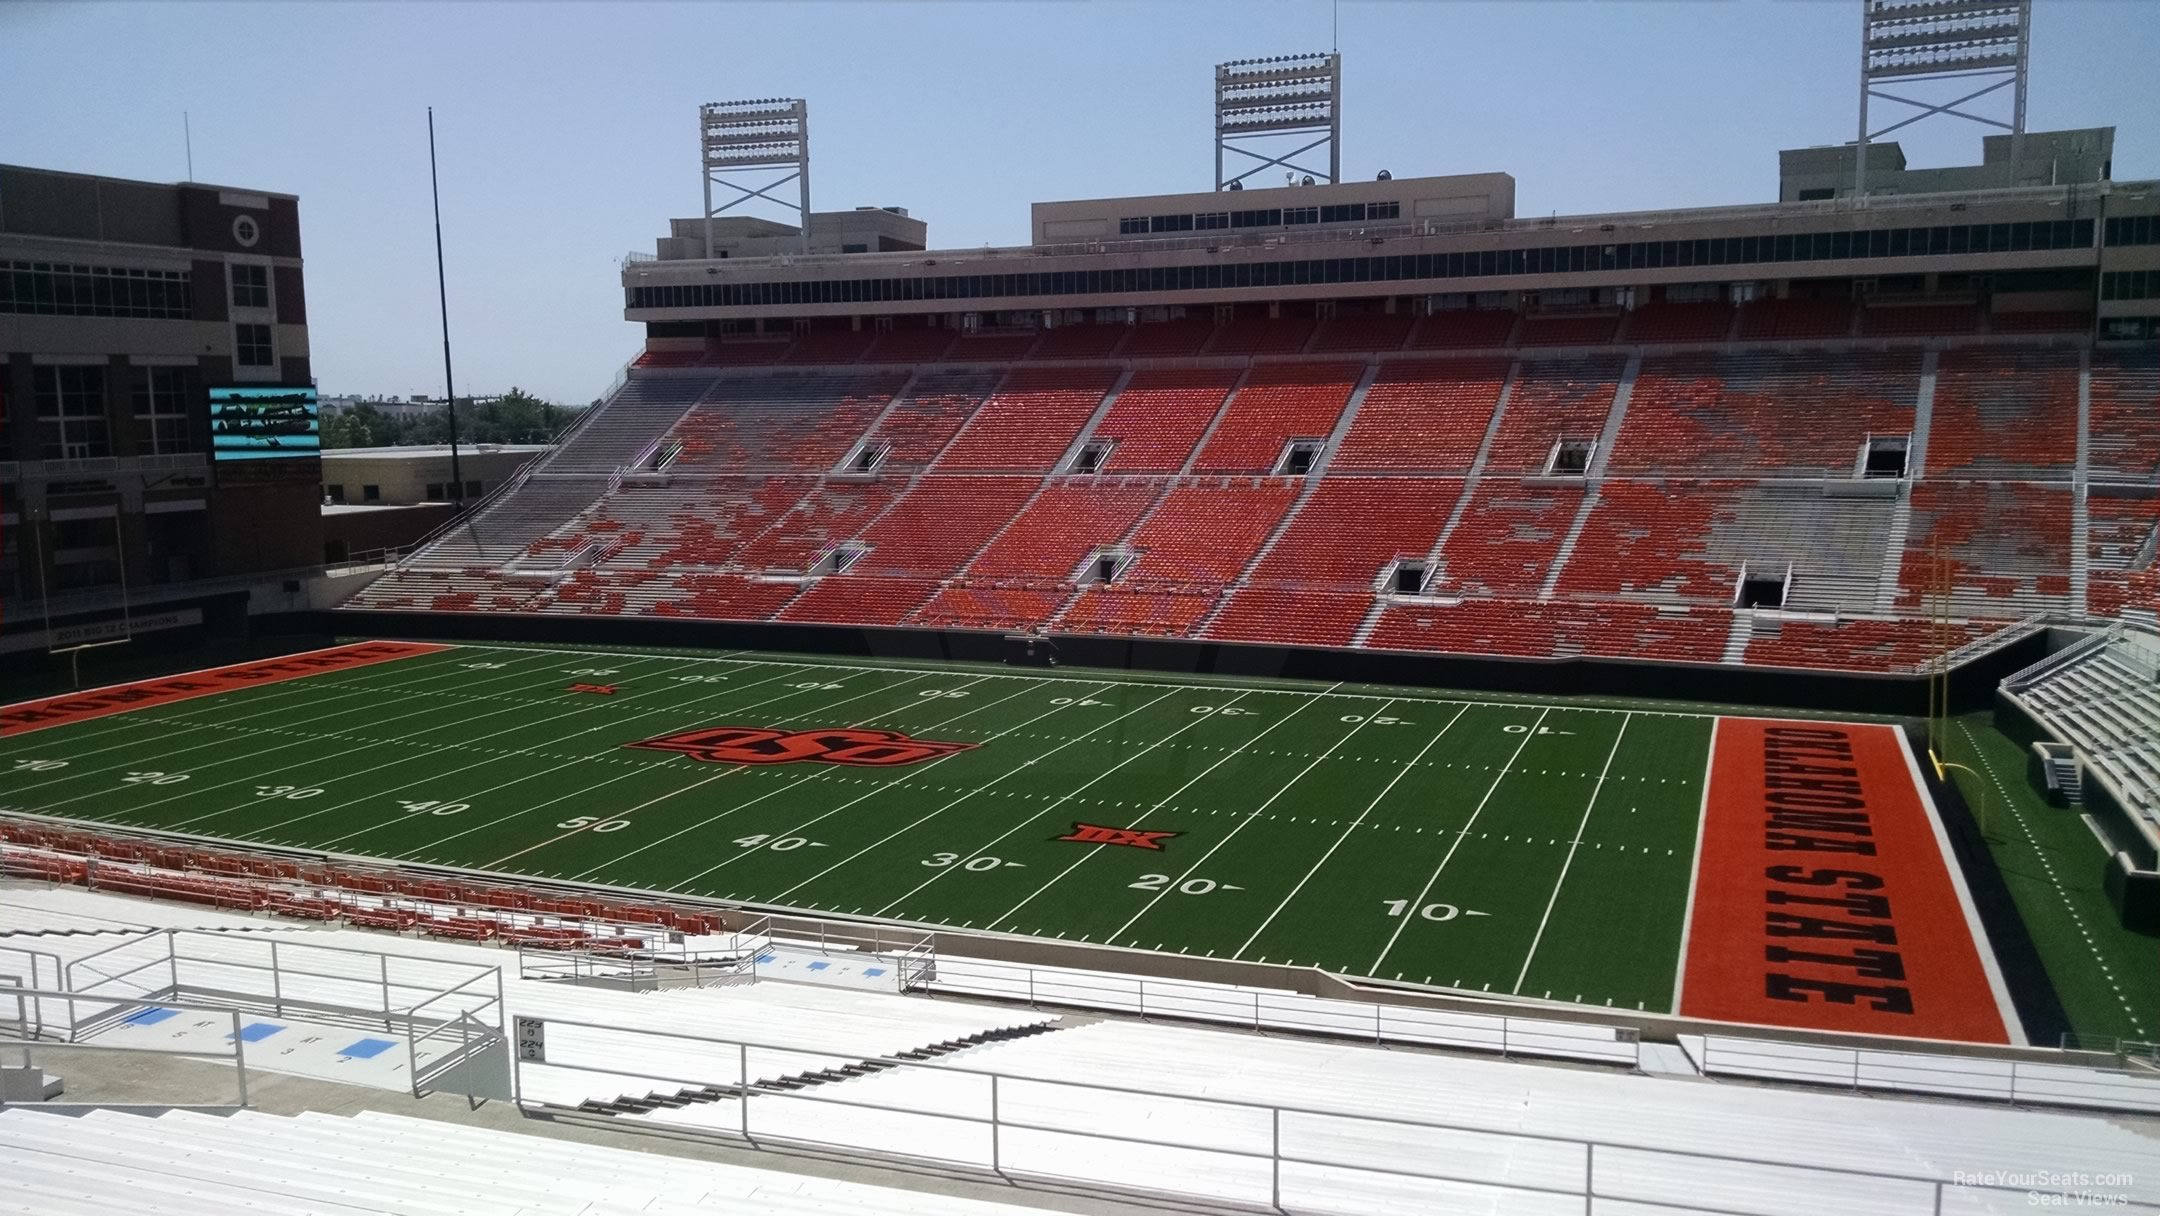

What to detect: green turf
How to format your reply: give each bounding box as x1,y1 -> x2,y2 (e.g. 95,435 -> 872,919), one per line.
1944,715 -> 2160,1046
1,641 -> 1722,1013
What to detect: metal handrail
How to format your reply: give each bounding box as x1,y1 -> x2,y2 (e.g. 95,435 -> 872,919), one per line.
0,983 -> 253,1108
1698,1036 -> 2160,1112
514,1012 -> 2157,1214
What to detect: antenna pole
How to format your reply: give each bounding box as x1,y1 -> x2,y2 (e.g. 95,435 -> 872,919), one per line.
428,107 -> 465,513
184,112 -> 194,181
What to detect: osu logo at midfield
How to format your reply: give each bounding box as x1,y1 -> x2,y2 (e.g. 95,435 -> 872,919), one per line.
627,726 -> 978,768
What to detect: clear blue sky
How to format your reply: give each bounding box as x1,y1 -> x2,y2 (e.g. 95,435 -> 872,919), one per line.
2,0 -> 2154,404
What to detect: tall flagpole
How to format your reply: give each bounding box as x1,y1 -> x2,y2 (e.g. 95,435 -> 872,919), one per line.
428,107 -> 466,512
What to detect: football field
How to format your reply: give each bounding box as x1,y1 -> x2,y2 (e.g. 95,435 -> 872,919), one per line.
0,639 -> 2018,1042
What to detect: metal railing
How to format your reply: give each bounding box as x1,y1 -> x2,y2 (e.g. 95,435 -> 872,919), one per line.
515,1014 -> 2156,1215
925,955 -> 1636,1065
1698,1035 -> 2160,1115
0,985 -> 252,1109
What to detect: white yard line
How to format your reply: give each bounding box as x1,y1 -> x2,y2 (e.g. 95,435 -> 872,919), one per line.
463,669 -> 950,868
1512,712 -> 1632,994
315,662 -> 836,852
203,653 -> 741,837
25,653 -> 710,820
2,645 -> 554,788
450,641 -> 1732,720
1367,706 -> 1551,974
1236,703 -> 1471,957
558,675 -> 1027,878
753,685 -> 1176,902
1112,697 -> 1399,946
0,644 -> 486,753
1669,716 -> 1720,1013
870,689 -> 1247,916
989,686 -> 1337,929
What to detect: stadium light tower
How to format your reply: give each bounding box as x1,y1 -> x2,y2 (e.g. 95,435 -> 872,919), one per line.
700,98 -> 811,257
1214,53 -> 1341,191
1854,0 -> 2030,199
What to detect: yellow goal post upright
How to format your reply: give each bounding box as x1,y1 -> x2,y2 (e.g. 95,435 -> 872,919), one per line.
1923,539 -> 1990,836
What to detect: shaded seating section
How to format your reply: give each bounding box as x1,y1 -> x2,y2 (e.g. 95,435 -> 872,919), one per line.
1208,477 -> 1462,646
1432,480 -> 1585,597
2011,640 -> 2160,820
779,327 -> 876,364
1031,323 -> 1130,358
1736,297 -> 1853,340
1204,314 -> 1315,355
948,330 -> 1042,361
1330,357 -> 1507,472
1924,346 -> 2081,475
1559,480 -> 1748,603
860,369 -> 1001,467
1992,309 -> 2090,334
1608,349 -> 1919,476
1189,362 -> 1361,472
1307,310 -> 1414,353
699,337 -> 792,365
2087,348 -> 2160,480
1860,302 -> 1980,338
603,478 -> 817,569
1622,301 -> 1733,344
342,567 -> 547,613
1091,368 -> 1238,472
1480,356 -> 1624,472
1406,309 -> 1517,350
1367,598 -> 1727,664
662,372 -> 902,471
548,569 -> 801,620
934,366 -> 1120,470
1744,616 -> 1996,672
1515,312 -> 1621,347
860,325 -> 957,363
1897,482 -> 2075,615
1118,316 -> 1216,357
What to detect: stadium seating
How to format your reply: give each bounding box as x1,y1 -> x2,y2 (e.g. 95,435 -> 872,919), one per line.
1431,480 -> 1584,597
355,305 -> 2141,674
1406,308 -> 1518,349
1735,297 -> 1853,341
1203,314 -> 1315,354
1189,362 -> 1362,473
1089,367 -> 1239,472
1329,357 -> 1508,472
863,368 -> 1002,467
1924,346 -> 2082,476
1607,349 -> 1920,476
658,372 -> 902,472
1481,355 -> 1625,472
933,365 -> 1119,471
1898,482 -> 2076,615
1515,310 -> 1622,346
1306,310 -> 1414,353
1622,301 -> 1734,344
1209,477 -> 1462,646
2088,347 -> 2160,479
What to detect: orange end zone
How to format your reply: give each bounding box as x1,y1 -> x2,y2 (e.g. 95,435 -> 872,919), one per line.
0,641 -> 452,737
1679,717 -> 2012,1045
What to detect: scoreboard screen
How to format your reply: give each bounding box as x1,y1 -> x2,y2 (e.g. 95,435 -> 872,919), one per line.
210,386 -> 319,460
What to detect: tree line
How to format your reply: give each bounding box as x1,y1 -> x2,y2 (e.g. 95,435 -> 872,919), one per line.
319,388 -> 582,448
